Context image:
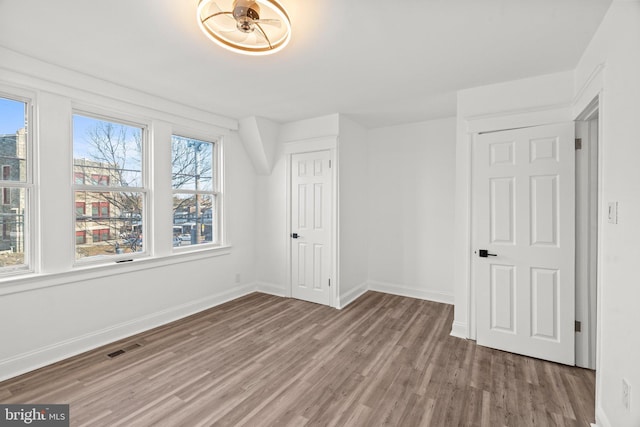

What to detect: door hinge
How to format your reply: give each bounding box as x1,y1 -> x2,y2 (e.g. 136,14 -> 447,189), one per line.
329,160 -> 332,168
575,321 -> 582,332
328,278 -> 331,287
575,138 -> 582,150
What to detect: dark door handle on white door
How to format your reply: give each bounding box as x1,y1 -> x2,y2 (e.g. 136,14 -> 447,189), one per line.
478,249 -> 497,257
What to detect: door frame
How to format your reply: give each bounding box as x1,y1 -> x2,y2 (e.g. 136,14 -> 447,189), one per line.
463,106 -> 575,341
575,98 -> 599,369
284,136 -> 339,308
458,68 -> 603,367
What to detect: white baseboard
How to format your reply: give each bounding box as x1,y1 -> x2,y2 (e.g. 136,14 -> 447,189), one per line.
255,282 -> 287,297
0,283 -> 255,383
338,281 -> 368,309
368,280 -> 455,305
450,320 -> 468,339
594,406 -> 611,427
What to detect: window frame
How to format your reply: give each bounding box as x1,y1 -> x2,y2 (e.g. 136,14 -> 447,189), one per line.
71,110 -> 149,265
171,132 -> 224,252
0,90 -> 35,276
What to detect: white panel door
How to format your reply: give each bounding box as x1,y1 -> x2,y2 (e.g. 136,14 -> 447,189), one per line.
291,150 -> 332,306
474,123 -> 575,365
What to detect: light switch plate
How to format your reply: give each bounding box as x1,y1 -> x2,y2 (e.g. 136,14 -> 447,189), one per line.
608,202 -> 618,224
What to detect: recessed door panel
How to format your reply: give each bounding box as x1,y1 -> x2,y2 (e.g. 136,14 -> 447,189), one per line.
314,183 -> 323,230
490,141 -> 515,166
314,244 -> 323,290
530,137 -> 559,163
490,265 -> 516,333
298,161 -> 307,177
298,184 -> 307,229
530,175 -> 558,247
531,268 -> 559,341
490,178 -> 515,245
297,243 -> 307,287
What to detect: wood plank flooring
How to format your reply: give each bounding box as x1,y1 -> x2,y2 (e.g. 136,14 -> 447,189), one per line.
0,291 -> 595,426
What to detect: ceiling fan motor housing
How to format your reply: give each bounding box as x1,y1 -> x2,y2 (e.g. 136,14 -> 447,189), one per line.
233,0 -> 261,21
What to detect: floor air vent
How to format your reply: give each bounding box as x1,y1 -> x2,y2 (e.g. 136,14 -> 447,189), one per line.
107,349 -> 125,358
107,343 -> 142,358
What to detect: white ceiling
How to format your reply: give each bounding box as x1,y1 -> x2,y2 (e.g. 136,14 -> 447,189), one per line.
0,0 -> 611,128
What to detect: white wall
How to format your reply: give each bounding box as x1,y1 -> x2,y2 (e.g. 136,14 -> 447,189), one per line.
575,2 -> 640,426
337,116 -> 368,306
254,153 -> 288,295
0,52 -> 257,381
368,118 -> 456,304
256,114 -> 458,308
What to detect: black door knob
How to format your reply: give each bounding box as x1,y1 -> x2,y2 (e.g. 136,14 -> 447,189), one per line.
479,249 -> 497,258
291,233 -> 300,239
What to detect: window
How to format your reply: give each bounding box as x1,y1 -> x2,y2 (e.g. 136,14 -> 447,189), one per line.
75,202 -> 85,216
91,202 -> 109,218
171,135 -> 220,248
0,96 -> 30,272
92,228 -> 110,242
75,231 -> 86,244
91,174 -> 109,186
73,114 -> 145,261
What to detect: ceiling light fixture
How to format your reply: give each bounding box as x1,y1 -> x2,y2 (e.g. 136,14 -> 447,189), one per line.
197,0 -> 291,56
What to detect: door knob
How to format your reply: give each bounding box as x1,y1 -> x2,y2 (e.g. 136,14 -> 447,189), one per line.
291,233 -> 300,239
478,249 -> 497,258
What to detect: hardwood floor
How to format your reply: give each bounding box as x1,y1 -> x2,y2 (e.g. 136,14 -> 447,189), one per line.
0,291 -> 595,426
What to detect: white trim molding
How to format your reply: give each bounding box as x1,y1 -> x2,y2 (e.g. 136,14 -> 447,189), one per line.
0,246 -> 232,297
467,104 -> 573,134
338,281 -> 368,309
0,46 -> 237,132
368,280 -> 454,305
450,321 -> 469,339
595,406 -> 611,427
573,63 -> 605,119
255,282 -> 287,297
0,282 -> 255,382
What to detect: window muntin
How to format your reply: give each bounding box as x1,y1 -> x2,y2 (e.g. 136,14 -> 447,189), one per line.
73,114 -> 146,261
0,96 -> 30,272
171,135 -> 220,248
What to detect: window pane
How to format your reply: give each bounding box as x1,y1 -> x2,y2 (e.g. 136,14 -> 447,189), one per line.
171,136 -> 214,191
75,191 -> 143,260
0,187 -> 26,267
73,115 -> 143,188
172,193 -> 214,246
0,98 -> 27,182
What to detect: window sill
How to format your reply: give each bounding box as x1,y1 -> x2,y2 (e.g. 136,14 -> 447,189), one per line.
0,245 -> 232,297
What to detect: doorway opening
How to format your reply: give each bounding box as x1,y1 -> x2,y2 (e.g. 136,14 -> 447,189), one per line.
575,97 -> 599,370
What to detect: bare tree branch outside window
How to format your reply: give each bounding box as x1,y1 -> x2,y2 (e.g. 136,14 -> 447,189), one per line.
73,115 -> 144,259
